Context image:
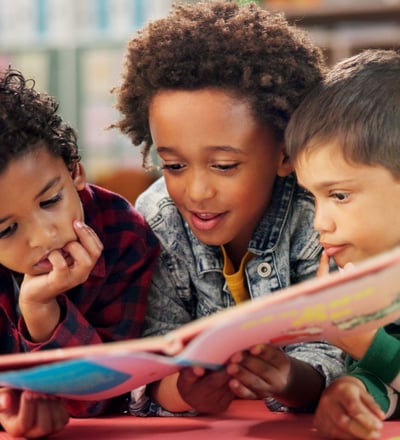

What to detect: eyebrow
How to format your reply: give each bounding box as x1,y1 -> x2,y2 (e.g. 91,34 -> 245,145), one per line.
309,178 -> 356,191
34,176 -> 61,200
157,145 -> 243,154
0,176 -> 61,224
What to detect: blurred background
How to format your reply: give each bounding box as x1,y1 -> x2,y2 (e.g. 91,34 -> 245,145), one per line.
0,0 -> 399,203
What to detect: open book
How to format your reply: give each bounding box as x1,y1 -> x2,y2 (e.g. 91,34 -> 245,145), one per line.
1,247 -> 400,401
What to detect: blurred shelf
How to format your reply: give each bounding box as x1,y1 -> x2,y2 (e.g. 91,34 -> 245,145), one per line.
277,4 -> 400,26
262,2 -> 400,64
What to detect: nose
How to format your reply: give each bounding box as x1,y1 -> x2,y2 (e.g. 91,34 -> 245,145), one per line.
186,169 -> 215,203
27,215 -> 58,249
313,203 -> 335,235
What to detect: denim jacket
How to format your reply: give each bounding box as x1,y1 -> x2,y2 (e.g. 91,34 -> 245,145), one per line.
132,173 -> 344,416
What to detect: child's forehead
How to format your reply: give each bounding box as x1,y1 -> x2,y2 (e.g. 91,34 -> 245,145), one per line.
1,144 -> 65,174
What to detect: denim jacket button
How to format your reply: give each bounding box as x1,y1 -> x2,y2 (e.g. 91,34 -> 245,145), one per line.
257,262 -> 272,278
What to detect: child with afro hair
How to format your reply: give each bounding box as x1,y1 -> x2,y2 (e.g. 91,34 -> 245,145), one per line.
114,0 -> 344,417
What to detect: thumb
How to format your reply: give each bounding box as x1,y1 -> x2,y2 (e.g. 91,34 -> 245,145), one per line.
343,262 -> 355,271
316,250 -> 330,278
0,388 -> 12,412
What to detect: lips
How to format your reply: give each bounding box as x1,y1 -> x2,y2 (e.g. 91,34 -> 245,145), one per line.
189,211 -> 226,232
35,248 -> 73,271
34,256 -> 53,273
321,243 -> 347,257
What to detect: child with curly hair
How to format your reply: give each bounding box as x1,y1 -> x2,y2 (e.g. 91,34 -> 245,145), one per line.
113,0 -> 344,417
0,68 -> 159,438
286,48 -> 400,440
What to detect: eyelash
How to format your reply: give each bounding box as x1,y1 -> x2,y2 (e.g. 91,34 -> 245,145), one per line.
329,192 -> 350,202
40,193 -> 63,208
161,163 -> 240,173
161,163 -> 185,172
0,224 -> 17,239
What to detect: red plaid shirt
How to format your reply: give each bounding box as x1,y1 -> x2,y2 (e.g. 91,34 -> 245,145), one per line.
0,184 -> 159,416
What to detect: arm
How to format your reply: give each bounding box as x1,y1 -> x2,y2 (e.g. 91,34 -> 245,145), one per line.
18,220 -> 103,343
20,196 -> 159,416
131,252 -> 237,416
350,328 -> 400,390
19,212 -> 159,349
225,243 -> 345,415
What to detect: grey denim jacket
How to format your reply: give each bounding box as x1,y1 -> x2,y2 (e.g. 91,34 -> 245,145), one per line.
132,174 -> 344,416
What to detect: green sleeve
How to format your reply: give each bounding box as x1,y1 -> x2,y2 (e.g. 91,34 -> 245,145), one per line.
348,367 -> 390,413
346,327 -> 400,417
347,327 -> 400,384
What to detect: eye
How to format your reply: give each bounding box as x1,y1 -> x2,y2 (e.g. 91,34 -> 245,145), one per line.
161,163 -> 186,172
212,163 -> 239,172
40,193 -> 62,209
330,191 -> 350,202
0,223 -> 17,239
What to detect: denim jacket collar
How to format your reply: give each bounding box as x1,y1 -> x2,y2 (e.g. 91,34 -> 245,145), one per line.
147,175 -> 296,275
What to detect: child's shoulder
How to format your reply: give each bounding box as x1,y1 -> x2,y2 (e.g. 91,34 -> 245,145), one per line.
81,183 -> 134,214
135,177 -> 177,223
81,183 -> 154,237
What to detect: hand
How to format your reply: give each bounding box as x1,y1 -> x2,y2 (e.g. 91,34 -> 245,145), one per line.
227,344 -> 325,408
314,376 -> 384,440
317,249 -> 355,277
317,250 -> 331,277
0,388 -> 69,438
20,220 -> 103,302
176,366 -> 236,414
226,344 -> 291,399
19,220 -> 103,342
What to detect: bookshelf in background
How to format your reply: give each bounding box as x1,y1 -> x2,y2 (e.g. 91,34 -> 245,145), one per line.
0,0 -> 172,183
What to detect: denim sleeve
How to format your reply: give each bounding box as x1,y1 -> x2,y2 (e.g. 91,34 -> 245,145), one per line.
142,254 -> 196,338
128,254 -> 199,417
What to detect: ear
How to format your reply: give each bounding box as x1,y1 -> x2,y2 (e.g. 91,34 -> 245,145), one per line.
276,147 -> 294,177
71,163 -> 87,191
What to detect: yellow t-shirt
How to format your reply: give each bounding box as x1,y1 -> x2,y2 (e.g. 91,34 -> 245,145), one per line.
221,246 -> 253,304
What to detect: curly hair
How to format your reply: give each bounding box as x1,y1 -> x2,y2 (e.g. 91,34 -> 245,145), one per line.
113,0 -> 326,167
0,68 -> 80,174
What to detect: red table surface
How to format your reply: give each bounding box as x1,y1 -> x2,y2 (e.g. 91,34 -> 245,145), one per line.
0,400 -> 399,439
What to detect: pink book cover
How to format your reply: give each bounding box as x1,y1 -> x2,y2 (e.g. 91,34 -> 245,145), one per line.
0,247 -> 400,400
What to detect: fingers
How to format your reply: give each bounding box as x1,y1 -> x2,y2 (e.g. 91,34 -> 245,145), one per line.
315,410 -> 382,440
28,393 -> 69,438
227,345 -> 290,399
19,392 -> 69,439
47,220 -> 103,288
177,368 -> 235,414
178,366 -> 206,387
314,377 -> 383,440
0,390 -> 68,438
73,220 -> 104,258
317,250 -> 330,277
63,221 -> 103,275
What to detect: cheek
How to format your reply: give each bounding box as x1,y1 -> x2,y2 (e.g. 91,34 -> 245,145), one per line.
68,192 -> 84,222
0,241 -> 29,273
163,176 -> 182,204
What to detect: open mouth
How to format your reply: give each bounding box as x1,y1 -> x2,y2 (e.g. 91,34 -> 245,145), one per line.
190,211 -> 226,231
